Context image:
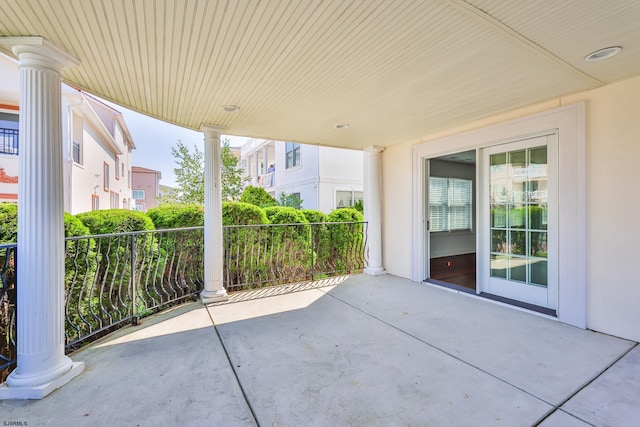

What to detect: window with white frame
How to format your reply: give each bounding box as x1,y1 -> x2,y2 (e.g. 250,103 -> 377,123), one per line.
92,194 -> 99,211
103,162 -> 110,191
429,177 -> 472,232
72,112 -> 83,165
72,141 -> 81,164
336,190 -> 364,208
285,142 -> 300,169
132,189 -> 145,200
110,191 -> 119,209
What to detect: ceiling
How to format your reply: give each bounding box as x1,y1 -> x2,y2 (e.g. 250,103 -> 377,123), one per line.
0,0 -> 638,150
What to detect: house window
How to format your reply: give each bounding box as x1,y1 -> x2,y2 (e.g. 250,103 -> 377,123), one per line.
0,128 -> 19,155
336,190 -> 364,208
132,189 -> 145,200
72,141 -> 81,164
110,191 -> 119,209
429,177 -> 473,232
128,170 -> 131,188
92,194 -> 99,211
103,162 -> 110,191
285,142 -> 300,169
121,162 -> 125,177
115,156 -> 120,180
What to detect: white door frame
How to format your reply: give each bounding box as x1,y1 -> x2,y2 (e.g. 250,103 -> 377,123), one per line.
411,102 -> 586,328
479,134 -> 558,309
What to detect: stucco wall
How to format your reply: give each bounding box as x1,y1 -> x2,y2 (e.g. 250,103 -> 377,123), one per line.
382,75 -> 640,341
563,77 -> 640,341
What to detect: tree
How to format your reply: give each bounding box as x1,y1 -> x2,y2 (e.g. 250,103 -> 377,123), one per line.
220,139 -> 246,201
168,137 -> 246,205
171,140 -> 204,205
279,192 -> 303,209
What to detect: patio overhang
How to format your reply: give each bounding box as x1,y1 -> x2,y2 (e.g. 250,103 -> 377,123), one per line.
0,1 -> 639,150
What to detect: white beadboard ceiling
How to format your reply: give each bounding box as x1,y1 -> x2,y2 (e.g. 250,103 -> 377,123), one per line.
0,0 -> 638,150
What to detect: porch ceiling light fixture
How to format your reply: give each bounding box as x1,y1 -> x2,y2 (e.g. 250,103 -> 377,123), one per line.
221,105 -> 240,112
335,123 -> 350,129
584,46 -> 622,62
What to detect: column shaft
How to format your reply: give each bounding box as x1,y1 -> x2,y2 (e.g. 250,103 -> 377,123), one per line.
201,126 -> 228,303
363,146 -> 386,275
0,36 -> 83,399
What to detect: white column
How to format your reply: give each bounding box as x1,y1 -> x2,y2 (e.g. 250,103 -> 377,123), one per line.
0,37 -> 83,399
363,146 -> 386,276
253,151 -> 260,185
262,145 -> 268,172
200,125 -> 228,303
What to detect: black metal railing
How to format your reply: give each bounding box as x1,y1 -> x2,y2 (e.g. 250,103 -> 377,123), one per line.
0,221 -> 367,382
0,128 -> 19,155
0,243 -> 17,383
224,222 -> 367,291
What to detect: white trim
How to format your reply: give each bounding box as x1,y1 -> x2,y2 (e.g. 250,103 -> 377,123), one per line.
412,102 -> 586,328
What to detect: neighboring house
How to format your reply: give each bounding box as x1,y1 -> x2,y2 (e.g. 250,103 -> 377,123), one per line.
131,166 -> 162,212
158,184 -> 178,203
0,52 -> 135,213
240,139 -> 363,213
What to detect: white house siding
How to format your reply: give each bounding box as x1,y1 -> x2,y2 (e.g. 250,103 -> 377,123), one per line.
0,53 -> 133,215
382,75 -> 640,342
62,92 -> 132,214
318,146 -> 364,213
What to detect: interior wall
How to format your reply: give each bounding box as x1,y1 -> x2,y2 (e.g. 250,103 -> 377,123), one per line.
429,159 -> 476,258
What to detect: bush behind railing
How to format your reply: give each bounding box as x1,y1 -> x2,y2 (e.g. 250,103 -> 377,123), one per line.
1,220 -> 367,382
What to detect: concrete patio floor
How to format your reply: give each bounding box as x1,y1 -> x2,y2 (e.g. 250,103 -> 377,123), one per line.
1,274 -> 638,426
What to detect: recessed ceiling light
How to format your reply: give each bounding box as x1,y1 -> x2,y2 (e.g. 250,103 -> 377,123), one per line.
335,123 -> 350,129
222,105 -> 240,112
584,46 -> 622,62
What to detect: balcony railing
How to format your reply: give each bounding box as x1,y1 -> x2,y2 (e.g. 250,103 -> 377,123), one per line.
0,128 -> 19,155
1,222 -> 367,382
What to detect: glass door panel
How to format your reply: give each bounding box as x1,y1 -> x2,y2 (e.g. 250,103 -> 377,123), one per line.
483,133 -> 557,309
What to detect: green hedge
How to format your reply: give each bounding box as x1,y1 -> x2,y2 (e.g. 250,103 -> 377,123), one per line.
147,204 -> 204,229
0,203 -> 92,243
222,201 -> 269,225
76,209 -> 155,234
0,203 -> 18,244
301,209 -> 327,224
263,206 -> 309,224
240,186 -> 279,208
327,208 -> 364,223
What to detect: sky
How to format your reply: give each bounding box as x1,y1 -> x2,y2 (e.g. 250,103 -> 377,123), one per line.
107,102 -> 249,187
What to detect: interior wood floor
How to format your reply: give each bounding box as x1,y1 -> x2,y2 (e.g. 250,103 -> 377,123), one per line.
430,253 -> 476,291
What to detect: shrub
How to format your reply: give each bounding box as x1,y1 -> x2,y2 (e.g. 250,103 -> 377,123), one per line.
263,206 -> 308,224
240,186 -> 279,208
324,208 -> 365,274
64,213 -> 91,237
327,208 -> 364,223
0,203 -> 91,243
222,202 -> 269,225
76,209 -> 155,234
147,204 -> 204,229
0,203 -> 18,244
301,209 -> 327,224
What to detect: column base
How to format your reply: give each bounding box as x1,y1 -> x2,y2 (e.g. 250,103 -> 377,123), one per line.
201,289 -> 229,304
364,266 -> 387,276
0,361 -> 84,400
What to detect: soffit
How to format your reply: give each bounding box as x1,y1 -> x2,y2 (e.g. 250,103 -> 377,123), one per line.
0,1 -> 638,150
